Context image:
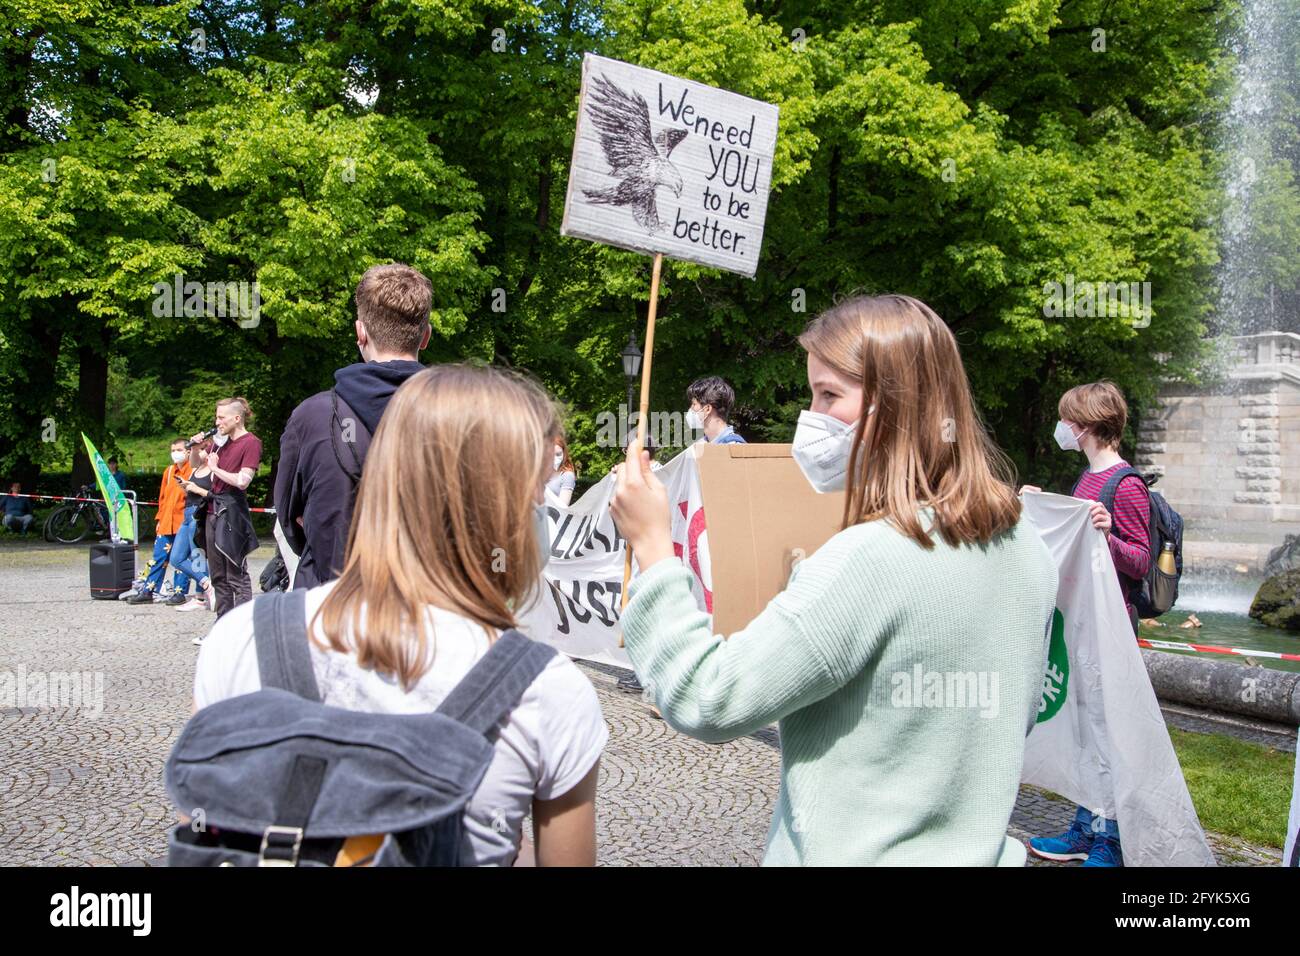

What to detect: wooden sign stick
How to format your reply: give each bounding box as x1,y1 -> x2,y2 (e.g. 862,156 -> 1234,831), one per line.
619,252 -> 664,645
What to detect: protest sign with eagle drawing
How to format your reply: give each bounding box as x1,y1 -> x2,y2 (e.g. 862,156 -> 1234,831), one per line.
562,54 -> 779,278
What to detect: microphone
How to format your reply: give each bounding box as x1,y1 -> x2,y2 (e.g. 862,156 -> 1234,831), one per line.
185,427 -> 217,450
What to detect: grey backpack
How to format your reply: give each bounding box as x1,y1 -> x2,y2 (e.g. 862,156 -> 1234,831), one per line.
164,588 -> 556,866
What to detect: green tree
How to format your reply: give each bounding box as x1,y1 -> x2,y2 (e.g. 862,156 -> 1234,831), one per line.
0,0 -> 1261,497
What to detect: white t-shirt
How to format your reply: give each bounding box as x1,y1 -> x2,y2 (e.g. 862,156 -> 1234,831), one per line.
193,581 -> 608,866
545,469 -> 576,498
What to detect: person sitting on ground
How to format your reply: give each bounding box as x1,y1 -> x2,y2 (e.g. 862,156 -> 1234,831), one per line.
610,294 -> 1058,865
275,263 -> 433,589
193,364 -> 608,866
2,482 -> 34,535
686,375 -> 746,445
106,457 -> 128,490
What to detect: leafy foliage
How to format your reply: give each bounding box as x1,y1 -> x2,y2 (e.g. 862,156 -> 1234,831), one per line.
1,0 -> 1293,494
105,357 -> 170,437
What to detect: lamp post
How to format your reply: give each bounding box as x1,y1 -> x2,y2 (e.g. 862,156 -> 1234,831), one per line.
621,333 -> 642,439
616,330 -> 646,677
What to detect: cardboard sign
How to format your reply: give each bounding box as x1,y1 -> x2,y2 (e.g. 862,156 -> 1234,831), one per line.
561,53 -> 780,278
693,443 -> 844,635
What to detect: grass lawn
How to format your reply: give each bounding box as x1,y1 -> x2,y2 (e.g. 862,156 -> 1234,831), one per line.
1169,727 -> 1296,848
43,432 -> 271,493
43,433 -> 180,477
113,434 -> 182,474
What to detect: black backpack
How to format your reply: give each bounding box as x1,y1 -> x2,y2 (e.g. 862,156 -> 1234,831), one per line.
165,588 -> 556,866
259,549 -> 290,592
1072,466 -> 1183,617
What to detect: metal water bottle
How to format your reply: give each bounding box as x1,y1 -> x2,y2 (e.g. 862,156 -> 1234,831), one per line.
1157,541 -> 1176,575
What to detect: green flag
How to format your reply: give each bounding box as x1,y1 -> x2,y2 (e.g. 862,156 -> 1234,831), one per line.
82,433 -> 134,541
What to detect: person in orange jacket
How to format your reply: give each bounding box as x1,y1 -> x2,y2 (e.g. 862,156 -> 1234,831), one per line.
126,439 -> 194,606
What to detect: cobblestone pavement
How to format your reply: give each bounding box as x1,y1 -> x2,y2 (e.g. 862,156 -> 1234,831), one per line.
0,541 -> 1285,867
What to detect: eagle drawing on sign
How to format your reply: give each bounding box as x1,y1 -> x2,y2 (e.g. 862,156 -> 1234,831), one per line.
582,74 -> 688,233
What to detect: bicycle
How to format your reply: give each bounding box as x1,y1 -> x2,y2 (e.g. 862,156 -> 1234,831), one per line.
43,485 -> 112,544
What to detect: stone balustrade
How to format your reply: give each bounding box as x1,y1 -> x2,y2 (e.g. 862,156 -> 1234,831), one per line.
1135,331 -> 1300,556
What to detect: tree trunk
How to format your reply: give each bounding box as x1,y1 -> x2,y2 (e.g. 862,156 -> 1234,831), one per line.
70,322 -> 109,488
0,309 -> 63,490
516,160 -> 552,300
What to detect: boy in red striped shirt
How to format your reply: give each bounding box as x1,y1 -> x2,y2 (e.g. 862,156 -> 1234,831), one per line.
1024,380 -> 1152,868
1059,382 -> 1152,635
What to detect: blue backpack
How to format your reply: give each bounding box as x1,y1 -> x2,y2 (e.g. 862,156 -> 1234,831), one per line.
165,588 -> 556,866
1072,466 -> 1183,618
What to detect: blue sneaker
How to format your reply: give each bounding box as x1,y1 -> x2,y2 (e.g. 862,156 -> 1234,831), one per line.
1082,834 -> 1124,867
1028,817 -> 1094,862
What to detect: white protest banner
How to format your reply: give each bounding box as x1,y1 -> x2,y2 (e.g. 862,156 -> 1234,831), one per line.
561,53 -> 779,278
527,476 -> 1217,865
1020,491 -> 1215,866
516,448 -> 710,667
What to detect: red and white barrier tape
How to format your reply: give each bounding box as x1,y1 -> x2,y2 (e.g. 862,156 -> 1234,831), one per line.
5,492 -> 276,514
1139,637 -> 1300,663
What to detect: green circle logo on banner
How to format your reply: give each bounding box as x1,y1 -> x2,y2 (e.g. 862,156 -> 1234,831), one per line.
1036,607 -> 1069,724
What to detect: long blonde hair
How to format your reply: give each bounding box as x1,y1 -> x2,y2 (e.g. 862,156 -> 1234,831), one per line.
313,364 -> 559,689
798,294 -> 1021,549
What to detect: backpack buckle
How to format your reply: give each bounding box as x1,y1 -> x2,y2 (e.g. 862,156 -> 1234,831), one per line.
258,825 -> 304,866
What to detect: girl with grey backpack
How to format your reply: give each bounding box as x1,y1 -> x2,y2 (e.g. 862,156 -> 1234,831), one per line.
168,365 -> 606,866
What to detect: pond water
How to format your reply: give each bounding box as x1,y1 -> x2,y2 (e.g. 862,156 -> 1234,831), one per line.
1141,571 -> 1300,675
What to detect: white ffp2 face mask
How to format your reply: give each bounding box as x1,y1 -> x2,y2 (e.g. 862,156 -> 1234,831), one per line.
1053,420 -> 1084,452
685,408 -> 705,432
170,451 -> 186,465
792,408 -> 871,493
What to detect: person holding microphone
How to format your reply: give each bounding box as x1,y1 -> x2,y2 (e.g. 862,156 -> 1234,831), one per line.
200,398 -> 261,619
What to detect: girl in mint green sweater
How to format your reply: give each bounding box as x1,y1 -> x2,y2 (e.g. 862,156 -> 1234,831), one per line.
610,294 -> 1058,865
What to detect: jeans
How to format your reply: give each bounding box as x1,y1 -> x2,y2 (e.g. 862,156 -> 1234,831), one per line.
169,506 -> 208,592
145,532 -> 190,594
3,514 -> 34,534
1073,804 -> 1120,841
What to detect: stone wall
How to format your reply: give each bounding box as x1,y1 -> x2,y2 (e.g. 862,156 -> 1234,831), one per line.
1135,332 -> 1300,560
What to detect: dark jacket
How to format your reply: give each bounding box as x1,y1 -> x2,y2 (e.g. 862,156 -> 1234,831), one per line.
196,491 -> 258,565
274,360 -> 423,589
